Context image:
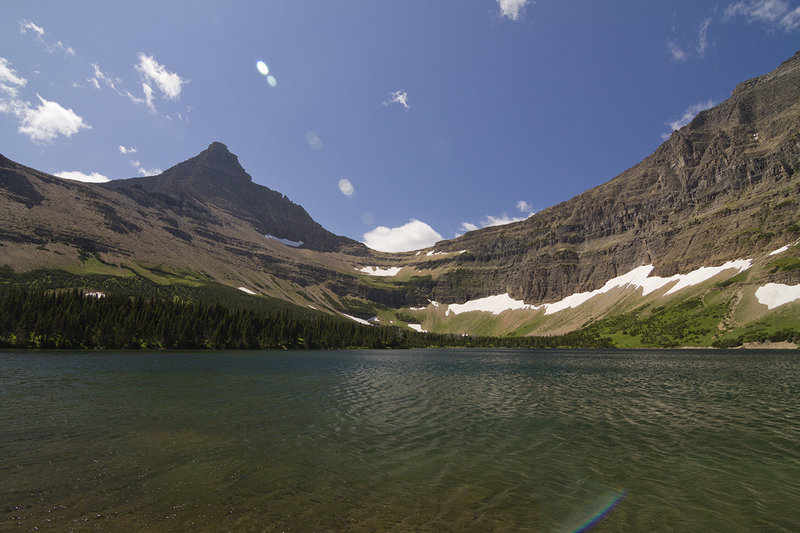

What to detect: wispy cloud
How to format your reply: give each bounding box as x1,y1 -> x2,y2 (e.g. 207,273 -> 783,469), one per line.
363,219 -> 443,252
136,165 -> 161,176
497,0 -> 530,21
661,100 -> 716,140
0,57 -> 27,97
516,200 -> 534,214
458,201 -> 534,235
383,90 -> 409,110
54,170 -> 110,183
725,0 -> 800,32
18,19 -> 44,37
89,63 -> 121,92
667,41 -> 687,62
136,53 -> 186,101
697,18 -> 712,56
18,19 -> 75,56
119,145 -> 137,154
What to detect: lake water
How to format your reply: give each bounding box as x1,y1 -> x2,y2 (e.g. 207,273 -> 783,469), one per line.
1,349 -> 799,532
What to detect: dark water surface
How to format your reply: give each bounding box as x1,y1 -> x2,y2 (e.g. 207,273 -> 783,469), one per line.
1,349 -> 799,532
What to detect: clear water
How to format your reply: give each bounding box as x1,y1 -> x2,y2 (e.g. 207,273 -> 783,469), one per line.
1,349 -> 799,532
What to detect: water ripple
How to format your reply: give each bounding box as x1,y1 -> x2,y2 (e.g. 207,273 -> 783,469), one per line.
1,349 -> 799,531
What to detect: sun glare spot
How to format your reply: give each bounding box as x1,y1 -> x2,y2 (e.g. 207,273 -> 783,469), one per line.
338,178 -> 354,197
305,131 -> 323,150
256,60 -> 269,76
267,75 -> 277,87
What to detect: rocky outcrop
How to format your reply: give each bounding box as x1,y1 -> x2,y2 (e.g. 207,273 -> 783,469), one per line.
106,142 -> 360,253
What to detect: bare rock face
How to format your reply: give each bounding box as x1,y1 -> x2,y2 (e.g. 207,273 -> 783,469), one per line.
106,142 -> 360,253
424,50 -> 800,305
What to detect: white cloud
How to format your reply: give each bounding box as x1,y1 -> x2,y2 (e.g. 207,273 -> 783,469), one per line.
18,19 -> 75,55
667,41 -> 686,62
141,83 -> 155,112
338,178 -> 355,196
482,214 -> 527,227
662,100 -> 716,139
18,94 -> 90,143
137,166 -> 162,176
457,203 -> 533,236
55,170 -> 110,183
363,219 -> 443,252
19,19 -> 44,36
136,53 -> 186,100
119,145 -> 137,154
0,57 -> 27,97
725,0 -> 800,31
697,18 -> 712,56
497,0 -> 530,21
383,90 -> 410,110
89,63 -> 120,92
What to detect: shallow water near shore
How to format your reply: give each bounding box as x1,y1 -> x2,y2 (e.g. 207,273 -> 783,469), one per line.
2,348 -> 799,532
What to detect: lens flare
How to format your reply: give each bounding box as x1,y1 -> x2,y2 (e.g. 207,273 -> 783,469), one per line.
267,75 -> 277,87
338,178 -> 354,197
256,60 -> 269,76
305,131 -> 323,150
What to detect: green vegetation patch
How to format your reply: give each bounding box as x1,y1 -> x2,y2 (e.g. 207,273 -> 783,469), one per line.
580,295 -> 731,348
767,256 -> 800,273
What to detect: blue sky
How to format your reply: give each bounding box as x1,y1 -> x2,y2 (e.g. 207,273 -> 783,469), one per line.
2,1 -> 799,251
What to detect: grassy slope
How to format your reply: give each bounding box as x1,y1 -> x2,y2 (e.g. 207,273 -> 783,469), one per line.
385,243 -> 800,348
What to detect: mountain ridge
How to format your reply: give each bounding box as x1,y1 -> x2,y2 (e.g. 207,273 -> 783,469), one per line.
2,51 -> 800,346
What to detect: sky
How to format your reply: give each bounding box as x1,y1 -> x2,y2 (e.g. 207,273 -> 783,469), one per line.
2,1 -> 799,252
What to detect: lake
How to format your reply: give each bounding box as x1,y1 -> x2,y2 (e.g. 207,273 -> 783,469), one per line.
1,349 -> 799,532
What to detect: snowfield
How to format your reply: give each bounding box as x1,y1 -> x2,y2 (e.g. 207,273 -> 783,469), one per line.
266,235 -> 304,247
755,283 -> 800,309
443,259 -> 753,316
357,266 -> 402,277
341,313 -> 373,326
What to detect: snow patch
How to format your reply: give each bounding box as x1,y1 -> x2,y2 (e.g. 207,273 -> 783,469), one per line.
266,235 -> 303,248
447,293 -> 532,316
755,283 -> 800,309
441,259 -> 753,317
770,245 -> 790,256
770,242 -> 797,256
358,266 -> 402,277
408,324 -> 426,332
426,250 -> 465,257
342,313 -> 373,326
238,287 -> 256,295
664,259 -> 752,295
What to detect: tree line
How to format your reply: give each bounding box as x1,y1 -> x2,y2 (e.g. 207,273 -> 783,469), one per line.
0,288 -> 614,350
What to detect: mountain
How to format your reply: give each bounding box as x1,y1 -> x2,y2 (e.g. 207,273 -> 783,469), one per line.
2,52 -> 800,348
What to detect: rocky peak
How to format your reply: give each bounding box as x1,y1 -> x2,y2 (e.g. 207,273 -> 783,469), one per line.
161,141 -> 253,186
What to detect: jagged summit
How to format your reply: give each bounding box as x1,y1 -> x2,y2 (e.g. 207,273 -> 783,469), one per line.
104,142 -> 359,253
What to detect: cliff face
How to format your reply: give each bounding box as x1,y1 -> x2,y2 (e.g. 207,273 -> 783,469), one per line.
420,51 -> 800,305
